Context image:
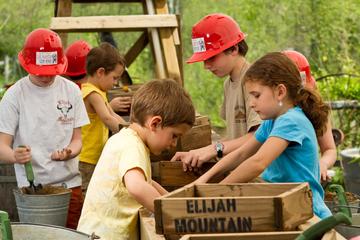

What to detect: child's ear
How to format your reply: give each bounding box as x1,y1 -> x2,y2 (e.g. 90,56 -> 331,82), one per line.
96,67 -> 106,77
149,116 -> 162,131
277,84 -> 287,100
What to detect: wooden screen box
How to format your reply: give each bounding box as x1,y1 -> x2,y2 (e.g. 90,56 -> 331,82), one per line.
154,183 -> 313,235
151,161 -> 224,191
107,84 -> 143,116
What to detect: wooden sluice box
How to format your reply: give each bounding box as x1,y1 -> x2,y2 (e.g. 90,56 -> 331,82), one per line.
154,183 -> 313,236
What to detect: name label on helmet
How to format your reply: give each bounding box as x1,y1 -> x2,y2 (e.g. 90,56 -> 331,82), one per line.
36,51 -> 58,66
192,37 -> 206,53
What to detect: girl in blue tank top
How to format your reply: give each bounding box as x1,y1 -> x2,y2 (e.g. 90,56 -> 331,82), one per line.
194,52 -> 331,219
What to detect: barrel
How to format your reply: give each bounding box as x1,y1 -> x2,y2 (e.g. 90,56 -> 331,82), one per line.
0,163 -> 19,221
13,187 -> 71,227
341,148 -> 360,195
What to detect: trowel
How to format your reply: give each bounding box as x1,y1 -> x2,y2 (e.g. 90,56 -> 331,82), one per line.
18,146 -> 42,194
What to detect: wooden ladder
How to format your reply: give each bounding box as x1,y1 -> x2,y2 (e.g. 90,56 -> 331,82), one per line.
51,0 -> 183,85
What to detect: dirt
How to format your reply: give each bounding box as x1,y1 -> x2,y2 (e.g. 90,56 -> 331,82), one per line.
325,191 -> 359,202
19,185 -> 69,195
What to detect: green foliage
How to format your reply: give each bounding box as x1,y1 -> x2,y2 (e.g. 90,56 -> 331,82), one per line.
330,167 -> 345,187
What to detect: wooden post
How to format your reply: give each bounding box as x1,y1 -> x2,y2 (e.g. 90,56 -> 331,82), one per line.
154,0 -> 182,85
55,0 -> 72,48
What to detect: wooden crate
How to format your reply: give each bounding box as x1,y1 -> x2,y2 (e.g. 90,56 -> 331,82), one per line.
107,84 -> 143,101
154,183 -> 313,235
107,84 -> 143,115
139,208 -> 345,240
151,161 -> 224,191
151,116 -> 212,162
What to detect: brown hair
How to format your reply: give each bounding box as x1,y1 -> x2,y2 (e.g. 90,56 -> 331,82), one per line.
224,40 -> 248,57
86,42 -> 126,76
244,52 -> 329,136
130,79 -> 195,127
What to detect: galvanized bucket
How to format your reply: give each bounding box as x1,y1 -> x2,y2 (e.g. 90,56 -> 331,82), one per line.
13,186 -> 71,227
336,212 -> 360,239
341,148 -> 360,195
0,222 -> 99,240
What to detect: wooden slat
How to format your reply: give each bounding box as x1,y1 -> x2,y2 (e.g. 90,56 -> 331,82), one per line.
179,232 -> 302,240
195,183 -> 298,197
55,0 -> 72,48
50,14 -> 178,32
139,208 -> 165,240
154,0 -> 182,85
152,161 -> 221,188
124,31 -> 149,67
73,0 -> 141,2
279,183 -> 313,230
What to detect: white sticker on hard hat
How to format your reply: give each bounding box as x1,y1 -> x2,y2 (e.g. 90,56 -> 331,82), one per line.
192,38 -> 206,53
36,51 -> 58,66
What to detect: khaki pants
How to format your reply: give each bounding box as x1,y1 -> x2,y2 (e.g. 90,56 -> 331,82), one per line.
79,162 -> 96,196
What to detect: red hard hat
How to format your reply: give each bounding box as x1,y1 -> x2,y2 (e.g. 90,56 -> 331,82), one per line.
18,28 -> 67,76
283,50 -> 316,88
64,40 -> 91,76
187,13 -> 246,64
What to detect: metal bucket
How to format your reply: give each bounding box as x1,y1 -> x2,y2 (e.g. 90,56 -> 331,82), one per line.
336,213 -> 360,239
13,186 -> 71,227
0,222 -> 98,240
341,148 -> 360,195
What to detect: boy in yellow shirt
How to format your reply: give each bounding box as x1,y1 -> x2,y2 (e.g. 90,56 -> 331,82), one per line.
77,79 -> 195,239
79,42 -> 128,194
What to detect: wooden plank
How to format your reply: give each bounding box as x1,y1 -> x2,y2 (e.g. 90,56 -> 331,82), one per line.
152,161 -> 221,189
124,31 -> 149,67
158,197 -> 276,234
278,183 -> 313,230
195,183 -> 299,197
50,15 -> 178,32
154,0 -> 182,85
178,124 -> 212,151
179,232 -> 302,240
55,0 -> 72,48
73,0 -> 141,2
155,183 -> 313,235
139,208 -> 166,240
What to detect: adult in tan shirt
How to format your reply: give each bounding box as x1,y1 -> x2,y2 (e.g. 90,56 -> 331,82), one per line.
172,13 -> 261,170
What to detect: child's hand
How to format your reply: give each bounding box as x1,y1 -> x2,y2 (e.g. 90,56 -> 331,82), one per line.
14,145 -> 31,164
51,148 -> 72,161
110,96 -> 132,112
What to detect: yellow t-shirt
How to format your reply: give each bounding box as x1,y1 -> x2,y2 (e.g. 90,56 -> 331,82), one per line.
220,62 -> 262,139
80,83 -> 109,165
77,128 -> 152,240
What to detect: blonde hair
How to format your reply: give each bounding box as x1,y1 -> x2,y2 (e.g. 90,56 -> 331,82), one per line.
130,79 -> 195,127
244,52 -> 329,136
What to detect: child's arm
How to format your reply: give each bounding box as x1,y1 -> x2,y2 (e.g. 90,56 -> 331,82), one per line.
0,132 -> 31,164
51,128 -> 82,161
107,101 -> 127,125
220,136 -> 289,183
151,180 -> 168,195
171,132 -> 255,171
124,167 -> 162,212
318,120 -> 337,181
194,136 -> 262,184
86,92 -> 123,133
